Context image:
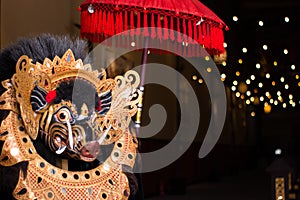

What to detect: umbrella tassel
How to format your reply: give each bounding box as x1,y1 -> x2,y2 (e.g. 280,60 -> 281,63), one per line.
170,17 -> 175,41
102,11 -> 107,36
183,18 -> 187,43
193,21 -> 197,44
124,11 -> 128,33
201,23 -> 207,48
197,23 -> 202,44
115,12 -> 120,34
136,12 -> 141,35
157,14 -> 162,39
130,11 -> 135,36
151,13 -> 156,38
217,28 -> 225,53
118,12 -> 124,33
97,9 -> 103,34
177,17 -> 181,43
163,16 -> 168,40
111,11 -> 115,35
94,10 -> 99,34
143,12 -> 149,36
188,19 -> 193,43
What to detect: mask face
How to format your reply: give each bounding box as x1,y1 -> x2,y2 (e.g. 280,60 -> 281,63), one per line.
0,42 -> 142,200
32,79 -> 112,162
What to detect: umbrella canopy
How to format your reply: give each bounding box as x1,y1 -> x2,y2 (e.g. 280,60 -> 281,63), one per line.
79,0 -> 228,55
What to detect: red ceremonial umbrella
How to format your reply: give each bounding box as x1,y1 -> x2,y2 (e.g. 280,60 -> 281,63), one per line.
79,0 -> 228,127
79,0 -> 228,56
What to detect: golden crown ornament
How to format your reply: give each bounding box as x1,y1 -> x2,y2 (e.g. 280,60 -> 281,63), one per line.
0,49 -> 142,200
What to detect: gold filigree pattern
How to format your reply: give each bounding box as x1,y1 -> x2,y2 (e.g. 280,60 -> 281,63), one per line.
0,49 -> 141,199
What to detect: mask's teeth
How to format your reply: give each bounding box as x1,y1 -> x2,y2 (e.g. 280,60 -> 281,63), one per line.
66,120 -> 74,150
56,145 -> 67,154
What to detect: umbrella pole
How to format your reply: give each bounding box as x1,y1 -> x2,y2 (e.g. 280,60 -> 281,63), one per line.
135,36 -> 149,129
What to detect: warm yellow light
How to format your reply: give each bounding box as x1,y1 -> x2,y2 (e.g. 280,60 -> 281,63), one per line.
296,75 -> 299,79
233,16 -> 238,21
277,91 -> 281,96
258,82 -> 263,88
222,61 -> 227,66
264,103 -> 272,114
250,97 -> 255,102
284,49 -> 288,54
242,48 -> 247,53
251,112 -> 256,117
283,103 -> 287,108
256,63 -> 261,69
265,92 -> 270,97
233,80 -> 238,86
246,91 -> 251,96
205,56 -> 210,61
263,45 -> 268,50
270,99 -> 274,104
223,42 -> 228,48
207,67 -> 212,72
289,94 -> 293,99
221,74 -> 226,81
285,17 -> 290,22
246,100 -> 251,105
298,82 -> 300,87
198,79 -> 204,84
231,86 -> 236,91
272,81 -> 276,86
274,61 -> 278,66
192,75 -> 197,80
291,65 -> 296,70
258,21 -> 264,26
260,96 -> 264,101
266,73 -> 270,79
280,77 -> 285,82
274,100 -> 278,105
285,84 -> 289,90
236,71 -> 240,76
238,59 -> 243,64
236,92 -> 241,98
251,75 -> 255,80
241,94 -> 245,99
246,79 -> 251,85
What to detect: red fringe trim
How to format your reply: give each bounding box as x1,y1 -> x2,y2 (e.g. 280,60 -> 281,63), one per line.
80,7 -> 226,55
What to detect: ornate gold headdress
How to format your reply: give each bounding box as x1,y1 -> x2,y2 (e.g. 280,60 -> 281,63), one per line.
0,49 -> 142,199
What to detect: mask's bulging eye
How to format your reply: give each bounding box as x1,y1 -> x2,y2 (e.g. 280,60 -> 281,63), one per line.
55,108 -> 72,123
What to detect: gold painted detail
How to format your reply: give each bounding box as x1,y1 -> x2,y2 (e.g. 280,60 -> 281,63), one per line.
0,49 -> 142,199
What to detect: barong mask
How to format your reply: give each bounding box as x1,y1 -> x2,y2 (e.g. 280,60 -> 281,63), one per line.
0,48 -> 142,199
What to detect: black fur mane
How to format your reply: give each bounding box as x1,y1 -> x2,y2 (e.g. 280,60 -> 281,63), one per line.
0,34 -> 88,82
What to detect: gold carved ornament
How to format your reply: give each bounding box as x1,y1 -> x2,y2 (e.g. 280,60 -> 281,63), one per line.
0,50 -> 142,200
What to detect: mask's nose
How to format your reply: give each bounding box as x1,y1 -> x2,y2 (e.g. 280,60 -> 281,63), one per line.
81,141 -> 101,158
